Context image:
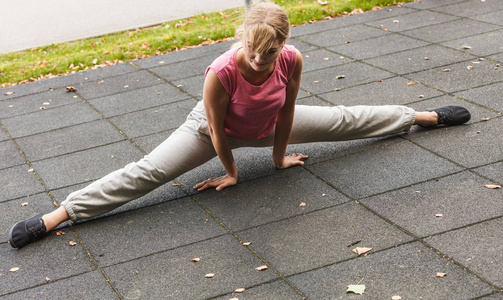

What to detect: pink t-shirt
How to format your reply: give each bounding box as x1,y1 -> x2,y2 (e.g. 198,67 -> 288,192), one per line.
205,44 -> 298,140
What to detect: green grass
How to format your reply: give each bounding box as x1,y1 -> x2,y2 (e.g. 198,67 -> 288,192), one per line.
0,0 -> 412,87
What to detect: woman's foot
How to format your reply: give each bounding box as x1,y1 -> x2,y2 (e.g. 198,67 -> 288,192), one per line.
8,214 -> 48,248
415,106 -> 471,127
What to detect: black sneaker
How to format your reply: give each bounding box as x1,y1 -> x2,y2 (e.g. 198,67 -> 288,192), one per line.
8,214 -> 48,248
429,106 -> 471,126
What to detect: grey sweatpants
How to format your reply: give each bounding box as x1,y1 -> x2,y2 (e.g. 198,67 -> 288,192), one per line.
61,102 -> 415,221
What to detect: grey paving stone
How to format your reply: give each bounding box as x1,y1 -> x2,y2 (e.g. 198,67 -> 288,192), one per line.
0,236 -> 94,296
213,279 -> 302,300
0,87 -> 78,120
288,242 -> 493,299
425,218 -> 503,288
1,102 -> 101,139
455,82 -> 503,113
0,63 -> 138,102
16,119 -> 125,162
31,141 -> 143,190
0,129 -> 8,142
320,76 -> 443,107
480,293 -> 503,299
132,41 -> 233,69
474,162 -> 503,184
306,139 -> 462,199
0,140 -> 24,170
432,0 -> 503,17
365,10 -> 460,32
0,194 -> 55,243
77,70 -> 162,100
287,39 -> 319,53
0,271 -> 116,300
408,58 -> 503,93
441,29 -> 503,57
402,0 -> 468,10
489,53 -> 503,62
88,82 -> 190,117
0,165 -> 45,202
73,197 -> 228,266
329,33 -> 429,60
109,99 -> 196,138
295,24 -> 388,48
195,167 -> 349,232
301,62 -> 394,95
365,44 -> 476,75
301,48 -> 351,73
407,116 -> 503,168
130,129 -> 174,154
149,54 -> 216,81
238,202 -> 413,276
362,171 -> 503,238
401,19 -> 500,43
473,9 -> 503,26
296,95 -> 331,106
172,75 -> 205,100
102,235 -> 279,299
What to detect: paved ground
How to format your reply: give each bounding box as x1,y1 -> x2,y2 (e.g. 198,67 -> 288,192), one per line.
0,0 -> 242,54
1,0 -> 502,299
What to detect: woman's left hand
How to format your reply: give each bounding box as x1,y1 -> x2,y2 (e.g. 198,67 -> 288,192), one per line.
275,153 -> 309,169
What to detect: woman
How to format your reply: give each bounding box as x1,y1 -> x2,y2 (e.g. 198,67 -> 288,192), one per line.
9,2 -> 470,248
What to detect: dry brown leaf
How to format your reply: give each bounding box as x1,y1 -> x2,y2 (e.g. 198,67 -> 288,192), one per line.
28,168 -> 34,173
205,273 -> 216,278
10,267 -> 20,272
243,242 -> 252,246
467,66 -> 473,70
335,75 -> 345,79
485,184 -> 501,189
191,257 -> 201,263
69,241 -> 77,246
234,288 -> 245,293
436,272 -> 447,278
56,231 -> 65,236
435,214 -> 444,217
443,69 -> 451,72
323,57 -> 330,61
480,117 -> 490,121
392,296 -> 402,300
299,202 -> 306,207
66,86 -> 77,92
255,265 -> 269,271
5,91 -> 15,96
21,202 -> 29,207
407,82 -> 414,86
45,277 -> 51,283
352,247 -> 372,255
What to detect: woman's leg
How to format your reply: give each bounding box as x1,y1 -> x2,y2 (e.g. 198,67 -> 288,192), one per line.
287,105 -> 417,144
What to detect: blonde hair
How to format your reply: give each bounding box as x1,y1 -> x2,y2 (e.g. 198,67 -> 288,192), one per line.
235,1 -> 290,53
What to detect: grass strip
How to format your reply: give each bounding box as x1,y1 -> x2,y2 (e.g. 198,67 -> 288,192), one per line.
0,0 -> 412,87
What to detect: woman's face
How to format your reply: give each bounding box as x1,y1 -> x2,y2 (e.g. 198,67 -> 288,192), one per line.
244,38 -> 284,72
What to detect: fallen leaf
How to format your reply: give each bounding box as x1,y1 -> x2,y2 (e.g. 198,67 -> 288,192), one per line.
124,85 -> 129,88
352,247 -> 372,255
234,288 -> 245,293
21,202 -> 29,207
485,184 -> 501,189
462,45 -> 472,49
334,88 -> 342,91
407,81 -> 414,86
299,202 -> 306,207
66,86 -> 77,92
255,265 -> 269,271
392,296 -> 402,300
28,168 -> 34,173
467,66 -> 473,70
46,277 -> 51,283
56,231 -> 65,236
480,117 -> 490,121
393,20 -> 400,23
347,284 -> 366,295
436,272 -> 447,277
205,273 -> 216,278
424,57 -> 430,60
69,241 -> 77,246
243,242 -> 252,246
172,183 -> 181,186
418,95 -> 425,98
230,298 -> 239,300
323,57 -> 330,61
191,258 -> 201,262
435,214 -> 444,217
336,75 -> 346,79
443,69 -> 451,72
5,91 -> 15,96
317,0 -> 328,5
10,267 -> 20,272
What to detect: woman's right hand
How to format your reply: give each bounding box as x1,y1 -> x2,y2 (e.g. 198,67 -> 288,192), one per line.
193,174 -> 238,191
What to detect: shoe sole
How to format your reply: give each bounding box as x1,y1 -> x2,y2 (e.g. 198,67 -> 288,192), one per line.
8,222 -> 20,248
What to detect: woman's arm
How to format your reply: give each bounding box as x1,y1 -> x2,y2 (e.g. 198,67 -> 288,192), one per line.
193,69 -> 238,191
273,50 -> 308,168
